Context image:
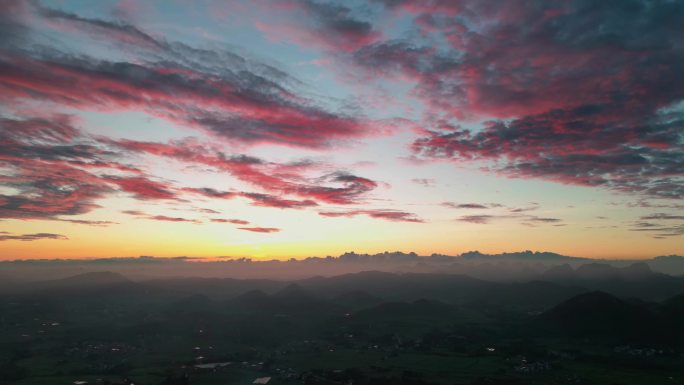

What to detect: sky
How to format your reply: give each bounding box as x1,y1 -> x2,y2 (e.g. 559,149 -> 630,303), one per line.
0,0 -> 682,260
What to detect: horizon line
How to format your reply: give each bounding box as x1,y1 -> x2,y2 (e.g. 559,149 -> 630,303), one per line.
1,250 -> 682,263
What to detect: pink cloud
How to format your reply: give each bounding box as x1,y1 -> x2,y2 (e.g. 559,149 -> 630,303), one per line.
238,227 -> 280,233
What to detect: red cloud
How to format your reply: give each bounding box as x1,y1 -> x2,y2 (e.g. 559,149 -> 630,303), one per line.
59,219 -> 118,226
347,1 -> 684,199
297,173 -> 378,205
0,115 -> 162,221
112,140 -> 380,205
122,211 -> 201,224
0,5 -> 385,224
0,6 -> 390,149
183,187 -> 237,200
211,218 -> 250,225
103,176 -> 176,200
241,193 -> 318,209
238,227 -> 281,233
147,215 -> 201,224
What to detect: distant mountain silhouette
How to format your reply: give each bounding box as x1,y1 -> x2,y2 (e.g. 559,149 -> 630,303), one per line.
139,268 -> 684,307
545,261 -> 659,282
653,255 -> 684,262
4,251 -> 684,281
8,267 -> 684,314
569,264 -> 684,301
272,283 -> 314,300
144,277 -> 285,300
0,273 -> 18,290
661,294 -> 684,321
299,272 -> 492,303
460,250 -> 582,262
540,291 -> 665,342
542,263 -> 575,279
227,283 -> 336,314
333,290 -> 383,308
231,289 -> 270,303
269,283 -> 326,308
47,271 -> 130,287
473,280 -> 585,309
575,263 -> 622,280
169,293 -> 213,311
22,271 -> 149,301
29,271 -> 133,293
355,299 -> 456,320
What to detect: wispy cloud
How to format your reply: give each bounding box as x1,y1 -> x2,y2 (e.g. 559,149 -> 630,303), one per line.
211,218 -> 250,225
2,2 -> 389,149
0,232 -> 68,242
442,202 -> 488,209
319,209 -> 424,223
238,227 -> 281,233
121,211 -> 201,224
411,178 -> 436,187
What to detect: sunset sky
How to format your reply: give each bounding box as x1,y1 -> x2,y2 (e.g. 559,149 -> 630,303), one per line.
0,0 -> 682,260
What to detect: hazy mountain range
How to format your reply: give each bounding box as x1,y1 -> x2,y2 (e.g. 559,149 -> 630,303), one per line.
1,251 -> 683,282
4,260 -> 684,383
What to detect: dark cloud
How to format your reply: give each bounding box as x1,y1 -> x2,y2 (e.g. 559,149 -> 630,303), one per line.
0,114 -> 153,220
372,0 -> 461,15
347,0 -> 684,199
183,187 -> 237,200
457,215 -> 495,224
527,217 -> 562,223
58,219 -> 118,226
632,212 -> 684,237
457,215 -> 499,225
630,222 -> 684,237
627,200 -> 684,210
255,0 -> 382,52
37,5 -> 167,50
0,232 -> 68,242
121,210 -> 145,216
641,213 -> 684,221
0,177 -> 107,220
301,172 -> 378,205
457,213 -> 562,225
103,176 -> 176,200
352,40 -> 459,80
442,202 -> 488,209
0,1 -> 30,46
509,204 -> 540,213
241,192 -> 318,209
195,208 -> 221,214
319,209 -> 424,223
0,4 -> 384,149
